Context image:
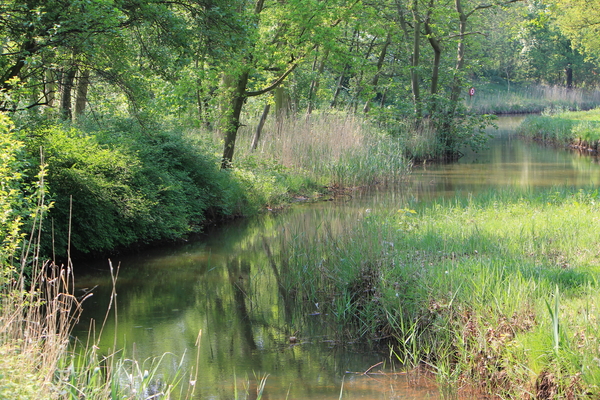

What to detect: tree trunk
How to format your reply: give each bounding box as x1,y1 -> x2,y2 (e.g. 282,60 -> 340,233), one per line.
565,65 -> 573,89
364,33 -> 391,113
450,0 -> 468,105
251,103 -> 270,151
220,71 -> 249,169
307,48 -> 329,115
60,67 -> 77,121
411,5 -> 422,121
330,69 -> 347,108
44,69 -> 56,107
397,0 -> 423,122
424,0 -> 441,97
0,40 -> 36,92
274,86 -> 290,118
74,69 -> 90,119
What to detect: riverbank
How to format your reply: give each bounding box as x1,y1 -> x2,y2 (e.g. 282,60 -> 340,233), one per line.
518,108 -> 600,154
466,82 -> 600,115
280,187 -> 600,398
12,112 -> 410,262
4,113 -> 600,398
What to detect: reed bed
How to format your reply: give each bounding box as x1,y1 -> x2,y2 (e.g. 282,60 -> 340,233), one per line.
235,112 -> 411,188
468,84 -> 600,115
0,255 -> 202,399
277,187 -> 600,398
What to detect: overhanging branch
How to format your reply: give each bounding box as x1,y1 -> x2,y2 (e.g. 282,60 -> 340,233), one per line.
245,63 -> 298,97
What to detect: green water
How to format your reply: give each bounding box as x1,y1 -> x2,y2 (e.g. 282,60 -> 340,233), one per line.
75,116 -> 600,399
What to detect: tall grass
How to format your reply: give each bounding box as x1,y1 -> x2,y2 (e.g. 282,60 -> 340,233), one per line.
235,112 -> 411,188
0,141 -> 199,399
518,107 -> 600,151
275,187 -> 600,397
468,83 -> 600,115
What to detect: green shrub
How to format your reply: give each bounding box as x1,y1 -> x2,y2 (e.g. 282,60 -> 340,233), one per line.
0,113 -> 39,281
25,125 -> 245,258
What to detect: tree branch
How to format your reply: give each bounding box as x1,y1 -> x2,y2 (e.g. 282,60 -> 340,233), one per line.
466,0 -> 523,18
245,63 -> 298,97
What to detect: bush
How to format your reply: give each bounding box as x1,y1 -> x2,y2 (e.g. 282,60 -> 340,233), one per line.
0,113 -> 38,281
25,125 -> 245,258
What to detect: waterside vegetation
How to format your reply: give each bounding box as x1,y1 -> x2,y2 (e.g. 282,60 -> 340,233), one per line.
5,0 -> 600,396
275,187 -> 600,398
518,108 -> 600,152
468,83 -> 600,115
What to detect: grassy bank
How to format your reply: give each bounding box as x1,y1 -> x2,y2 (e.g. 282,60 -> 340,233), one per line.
0,110 -> 410,398
518,108 -> 600,151
278,188 -> 600,398
467,83 -> 600,115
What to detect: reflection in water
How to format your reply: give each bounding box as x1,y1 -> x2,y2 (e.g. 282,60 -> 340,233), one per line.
74,116 -> 600,399
406,116 -> 600,201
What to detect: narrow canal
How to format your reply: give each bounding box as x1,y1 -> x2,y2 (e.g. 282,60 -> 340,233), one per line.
74,116 -> 600,399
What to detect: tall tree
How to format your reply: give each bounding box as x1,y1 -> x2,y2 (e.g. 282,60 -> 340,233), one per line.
217,0 -> 352,168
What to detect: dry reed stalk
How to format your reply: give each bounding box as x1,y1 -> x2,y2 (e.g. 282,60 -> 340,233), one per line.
243,112 -> 367,168
0,260 -> 87,397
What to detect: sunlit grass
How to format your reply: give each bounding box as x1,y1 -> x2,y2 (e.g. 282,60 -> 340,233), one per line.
234,111 -> 410,188
518,107 -> 600,151
277,187 -> 600,397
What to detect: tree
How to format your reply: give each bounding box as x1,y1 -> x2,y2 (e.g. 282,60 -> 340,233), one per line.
0,0 -> 124,111
216,0 -> 352,168
553,0 -> 600,61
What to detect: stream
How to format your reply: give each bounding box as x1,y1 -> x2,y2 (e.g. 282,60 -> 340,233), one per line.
74,115 -> 600,399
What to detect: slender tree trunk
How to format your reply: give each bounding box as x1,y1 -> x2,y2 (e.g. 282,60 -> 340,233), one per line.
364,33 -> 391,113
251,103 -> 270,151
60,67 -> 77,121
330,69 -> 347,108
331,28 -> 359,108
74,69 -> 90,119
424,2 -> 442,115
398,0 -> 423,122
44,69 -> 56,107
307,48 -> 329,115
424,1 -> 441,97
450,0 -> 467,105
411,7 -> 422,121
220,71 -> 249,168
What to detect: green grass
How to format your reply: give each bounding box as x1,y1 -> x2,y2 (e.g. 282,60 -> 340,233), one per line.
276,187 -> 600,397
518,108 -> 600,151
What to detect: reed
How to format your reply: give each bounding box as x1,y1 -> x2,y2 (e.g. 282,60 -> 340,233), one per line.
235,111 -> 410,188
468,83 -> 600,115
0,156 -> 198,399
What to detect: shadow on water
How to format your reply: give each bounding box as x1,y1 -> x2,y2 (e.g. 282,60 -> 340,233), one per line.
74,115 -> 600,399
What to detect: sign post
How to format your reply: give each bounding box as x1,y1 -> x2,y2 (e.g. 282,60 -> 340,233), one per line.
469,87 -> 475,98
